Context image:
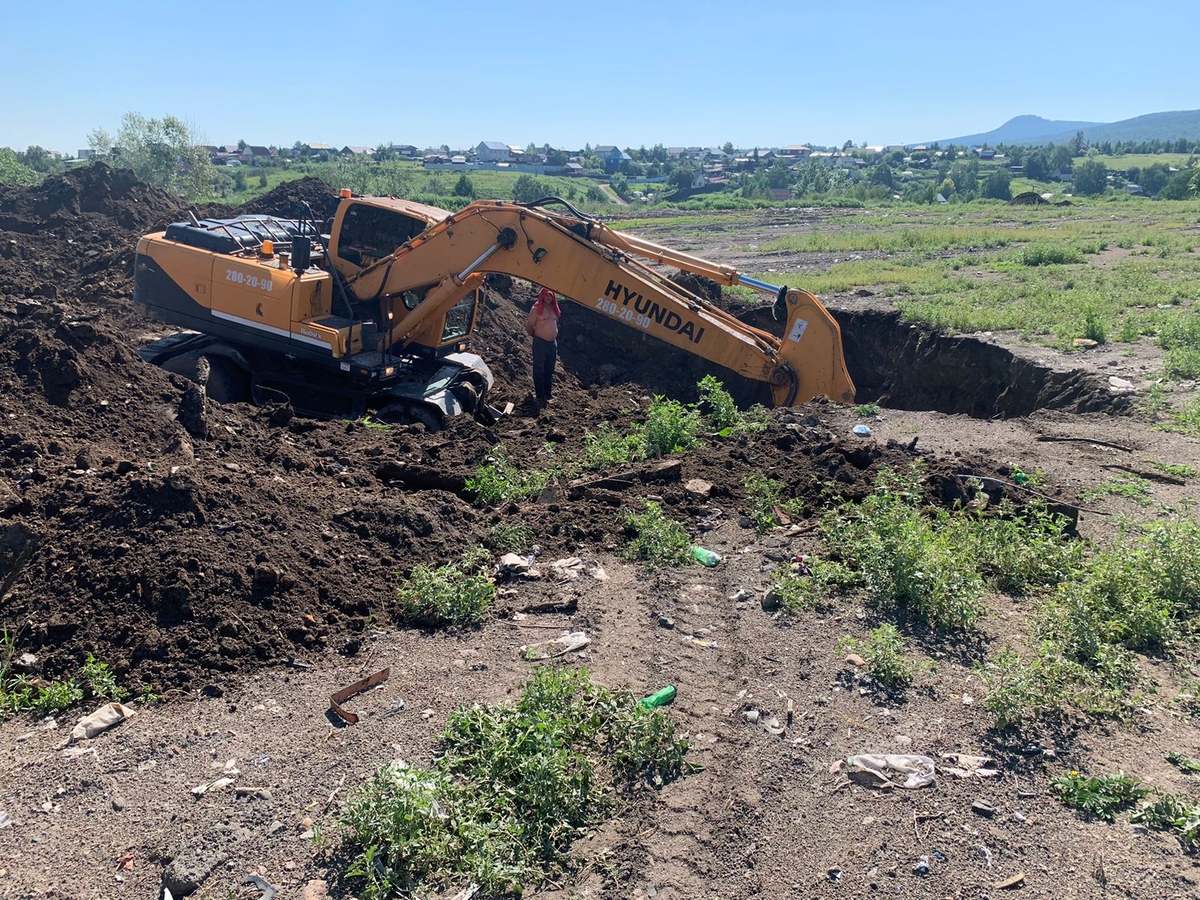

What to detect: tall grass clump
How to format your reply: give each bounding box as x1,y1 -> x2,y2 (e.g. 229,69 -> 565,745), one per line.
1160,316 -> 1200,379
341,667 -> 691,898
1019,243 -> 1085,266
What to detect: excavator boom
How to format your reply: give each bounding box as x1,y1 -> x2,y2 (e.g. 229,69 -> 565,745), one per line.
340,198 -> 854,406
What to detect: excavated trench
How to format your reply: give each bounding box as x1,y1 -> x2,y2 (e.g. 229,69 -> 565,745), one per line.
832,309 -> 1130,418
561,302 -> 1130,419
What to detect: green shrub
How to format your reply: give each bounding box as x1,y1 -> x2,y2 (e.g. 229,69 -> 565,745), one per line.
821,467 -> 986,631
342,667 -> 691,898
1132,793 -> 1200,852
621,500 -> 693,566
1051,772 -> 1148,821
768,557 -> 856,612
641,396 -> 700,457
485,522 -> 532,553
954,504 -> 1084,594
1082,308 -> 1108,344
1161,317 -> 1200,379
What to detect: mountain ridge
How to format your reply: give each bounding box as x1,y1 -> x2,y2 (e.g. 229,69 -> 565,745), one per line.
925,109 -> 1200,147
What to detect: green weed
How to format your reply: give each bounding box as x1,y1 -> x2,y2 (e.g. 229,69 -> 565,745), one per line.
395,553 -> 495,627
1158,397 -> 1200,436
1082,476 -> 1153,507
854,403 -> 881,417
642,396 -> 700,456
1,632 -> 123,720
744,473 -> 804,532
820,465 -> 987,631
1167,751 -> 1200,774
1131,793 -> 1200,852
485,522 -> 532,553
1148,460 -> 1196,479
466,448 -> 551,505
621,501 -> 693,566
1051,772 -> 1148,821
767,557 -> 856,612
583,423 -> 644,470
838,624 -> 920,689
341,667 -> 691,898
1020,243 -> 1085,266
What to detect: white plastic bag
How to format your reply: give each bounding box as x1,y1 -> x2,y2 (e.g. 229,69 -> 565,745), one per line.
847,753 -> 936,789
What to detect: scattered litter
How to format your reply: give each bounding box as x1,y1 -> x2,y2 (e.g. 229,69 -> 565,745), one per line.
542,556 -> 608,581
520,631 -> 590,661
191,777 -> 234,797
69,702 -> 135,743
0,811 -> 12,829
743,710 -> 760,724
639,685 -> 676,709
329,667 -> 391,725
995,872 -> 1026,890
242,873 -> 279,900
977,845 -> 993,868
764,715 -> 786,736
846,753 -> 936,790
845,653 -> 867,668
116,853 -> 134,872
961,693 -> 974,706
852,424 -> 872,437
498,552 -> 532,574
690,545 -> 721,566
682,635 -> 719,649
940,753 -> 1000,779
913,855 -> 930,876
729,589 -> 748,602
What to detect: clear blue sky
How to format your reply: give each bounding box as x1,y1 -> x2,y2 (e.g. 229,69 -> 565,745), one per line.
4,0 -> 1196,154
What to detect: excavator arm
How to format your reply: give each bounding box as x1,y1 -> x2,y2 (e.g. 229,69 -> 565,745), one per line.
341,198 -> 854,406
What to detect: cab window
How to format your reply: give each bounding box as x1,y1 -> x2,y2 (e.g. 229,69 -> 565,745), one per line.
441,292 -> 478,344
337,204 -> 426,268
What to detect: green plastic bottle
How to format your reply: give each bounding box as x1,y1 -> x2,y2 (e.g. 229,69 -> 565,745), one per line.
639,685 -> 677,709
691,545 -> 721,566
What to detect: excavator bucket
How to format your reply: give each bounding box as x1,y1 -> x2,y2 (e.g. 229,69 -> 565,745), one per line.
772,289 -> 855,406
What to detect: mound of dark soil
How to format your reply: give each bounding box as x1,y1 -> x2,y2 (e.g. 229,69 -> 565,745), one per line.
0,166 -> 1071,696
1009,190 -> 1048,205
241,176 -> 341,222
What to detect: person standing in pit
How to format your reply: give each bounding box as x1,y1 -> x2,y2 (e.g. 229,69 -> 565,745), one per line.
526,288 -> 561,405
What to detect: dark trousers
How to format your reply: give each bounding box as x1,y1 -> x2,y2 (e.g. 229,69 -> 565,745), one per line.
532,337 -> 557,400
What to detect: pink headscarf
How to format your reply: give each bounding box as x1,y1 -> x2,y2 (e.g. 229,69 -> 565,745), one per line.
533,288 -> 561,317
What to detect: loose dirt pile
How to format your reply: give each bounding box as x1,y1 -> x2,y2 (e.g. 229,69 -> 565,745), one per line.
0,165 -> 1127,694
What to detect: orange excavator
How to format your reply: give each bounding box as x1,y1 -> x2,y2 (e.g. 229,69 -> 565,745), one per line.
134,192 -> 854,427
